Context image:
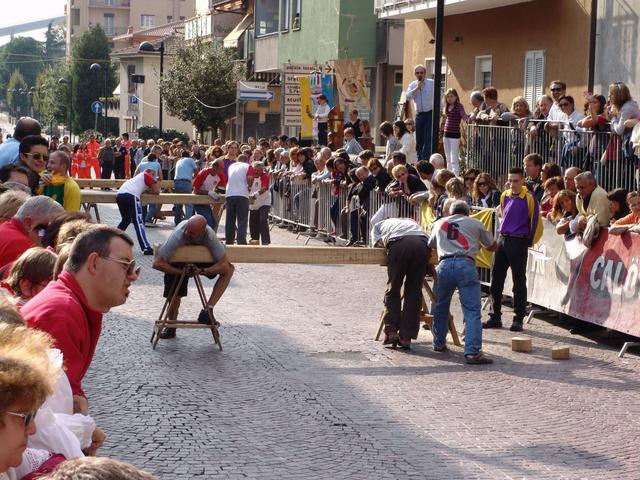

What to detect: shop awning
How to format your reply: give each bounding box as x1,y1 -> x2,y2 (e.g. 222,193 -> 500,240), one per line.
223,14 -> 253,49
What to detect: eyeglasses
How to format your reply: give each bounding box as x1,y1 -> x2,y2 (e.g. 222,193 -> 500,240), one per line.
8,410 -> 37,428
550,87 -> 563,92
24,152 -> 49,161
101,256 -> 141,276
477,182 -> 487,187
464,177 -> 476,182
559,102 -> 571,107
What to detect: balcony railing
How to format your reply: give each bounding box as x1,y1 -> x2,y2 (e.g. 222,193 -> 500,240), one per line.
103,26 -> 128,37
89,0 -> 131,8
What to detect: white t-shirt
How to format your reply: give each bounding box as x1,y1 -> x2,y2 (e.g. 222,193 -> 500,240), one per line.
399,133 -> 418,164
225,162 -> 250,198
249,177 -> 271,210
117,172 -> 156,197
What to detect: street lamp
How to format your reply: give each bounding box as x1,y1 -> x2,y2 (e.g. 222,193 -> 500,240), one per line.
139,40 -> 165,135
58,78 -> 72,140
90,62 -> 109,137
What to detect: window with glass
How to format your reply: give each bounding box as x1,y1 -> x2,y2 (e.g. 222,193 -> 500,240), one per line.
103,14 -> 114,36
280,0 -> 290,32
140,15 -> 155,28
291,0 -> 301,30
255,0 -> 279,37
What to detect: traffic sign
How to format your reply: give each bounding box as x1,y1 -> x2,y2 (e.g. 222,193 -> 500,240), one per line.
91,101 -> 103,114
237,81 -> 274,101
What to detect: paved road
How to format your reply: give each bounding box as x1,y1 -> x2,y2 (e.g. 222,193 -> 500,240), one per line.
85,205 -> 640,479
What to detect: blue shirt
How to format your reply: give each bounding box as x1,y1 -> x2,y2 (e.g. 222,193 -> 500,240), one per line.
406,79 -> 435,113
0,138 -> 20,168
137,159 -> 161,178
174,157 -> 198,181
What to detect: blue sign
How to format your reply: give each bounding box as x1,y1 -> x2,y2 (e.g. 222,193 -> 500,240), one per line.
238,89 -> 274,101
91,101 -> 103,114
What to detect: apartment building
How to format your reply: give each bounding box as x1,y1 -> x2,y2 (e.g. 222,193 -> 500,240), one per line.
65,0 -> 196,53
376,0 -> 593,112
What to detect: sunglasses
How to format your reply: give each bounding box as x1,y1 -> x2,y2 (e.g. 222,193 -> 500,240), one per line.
550,87 -> 563,92
559,102 -> 571,107
477,182 -> 487,187
24,152 -> 49,161
101,256 -> 141,276
8,410 -> 37,428
464,177 -> 476,182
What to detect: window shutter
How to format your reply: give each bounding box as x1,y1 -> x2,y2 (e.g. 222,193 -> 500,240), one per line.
524,50 -> 545,107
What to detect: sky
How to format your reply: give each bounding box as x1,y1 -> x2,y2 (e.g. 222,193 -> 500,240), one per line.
0,0 -> 67,46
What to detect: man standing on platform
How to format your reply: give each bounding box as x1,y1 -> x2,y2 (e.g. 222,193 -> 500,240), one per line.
484,167 -> 540,332
372,217 -> 430,350
153,215 -> 234,339
406,65 -> 434,161
429,200 -> 497,364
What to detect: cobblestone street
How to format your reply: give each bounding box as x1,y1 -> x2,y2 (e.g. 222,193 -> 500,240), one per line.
86,206 -> 640,480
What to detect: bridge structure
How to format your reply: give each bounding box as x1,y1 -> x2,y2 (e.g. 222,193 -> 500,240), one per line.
0,16 -> 66,38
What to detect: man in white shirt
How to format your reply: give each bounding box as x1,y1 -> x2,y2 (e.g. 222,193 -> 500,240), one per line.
406,65 -> 435,161
225,154 -> 252,245
545,80 -> 567,136
314,95 -> 331,146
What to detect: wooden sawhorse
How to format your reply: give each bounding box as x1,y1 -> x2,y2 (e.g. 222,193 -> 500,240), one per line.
375,264 -> 461,347
151,261 -> 222,350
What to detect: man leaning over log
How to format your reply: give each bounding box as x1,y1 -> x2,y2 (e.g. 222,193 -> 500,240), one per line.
152,215 -> 234,339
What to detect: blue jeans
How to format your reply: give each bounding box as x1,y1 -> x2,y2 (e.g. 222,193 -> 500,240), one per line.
415,111 -> 433,160
173,179 -> 193,225
145,204 -> 156,223
433,257 -> 482,355
193,204 -> 216,229
225,196 -> 249,245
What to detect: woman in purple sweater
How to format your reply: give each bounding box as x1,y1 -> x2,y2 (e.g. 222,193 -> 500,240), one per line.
441,88 -> 467,176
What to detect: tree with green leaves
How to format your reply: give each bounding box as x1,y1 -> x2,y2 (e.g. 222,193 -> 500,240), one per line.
6,70 -> 28,118
33,62 -> 71,135
44,22 -> 66,61
160,38 -> 244,137
0,37 -> 44,100
70,25 -> 117,134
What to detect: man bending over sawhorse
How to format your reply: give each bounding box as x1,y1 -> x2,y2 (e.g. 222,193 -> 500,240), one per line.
152,215 -> 235,341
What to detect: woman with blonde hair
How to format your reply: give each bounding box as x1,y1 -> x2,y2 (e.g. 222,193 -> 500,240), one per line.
550,189 -> 578,236
0,190 -> 29,224
607,82 -> 640,136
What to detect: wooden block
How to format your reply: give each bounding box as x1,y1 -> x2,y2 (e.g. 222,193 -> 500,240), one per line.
551,346 -> 570,360
511,336 -> 532,353
80,191 -> 222,205
76,179 -> 174,189
165,245 -> 387,265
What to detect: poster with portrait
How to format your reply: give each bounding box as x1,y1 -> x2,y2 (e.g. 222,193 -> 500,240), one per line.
334,59 -> 370,112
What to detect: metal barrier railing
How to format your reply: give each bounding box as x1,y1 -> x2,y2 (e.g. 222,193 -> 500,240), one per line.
465,122 -> 639,192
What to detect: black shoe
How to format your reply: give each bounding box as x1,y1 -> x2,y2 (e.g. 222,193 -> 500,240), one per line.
143,248 -> 154,255
465,352 -> 494,364
398,337 -> 411,350
158,328 -> 176,339
433,345 -> 448,352
482,317 -> 503,329
197,307 -> 214,325
510,321 -> 523,332
345,239 -> 357,247
383,332 -> 399,346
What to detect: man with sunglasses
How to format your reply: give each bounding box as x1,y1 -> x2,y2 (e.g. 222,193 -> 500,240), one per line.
23,225 -> 139,455
0,195 -> 63,270
545,80 -> 567,136
16,135 -> 49,194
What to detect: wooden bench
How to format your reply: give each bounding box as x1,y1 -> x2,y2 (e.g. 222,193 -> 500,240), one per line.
80,190 -> 223,222
76,179 -> 175,190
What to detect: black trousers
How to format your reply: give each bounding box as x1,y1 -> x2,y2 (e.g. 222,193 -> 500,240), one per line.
383,235 -> 430,339
114,159 -> 125,179
318,122 -> 328,146
249,205 -> 271,245
101,162 -> 113,179
490,235 -> 529,320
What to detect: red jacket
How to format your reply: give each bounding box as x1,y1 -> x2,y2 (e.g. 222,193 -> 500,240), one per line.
23,271 -> 103,398
0,218 -> 34,271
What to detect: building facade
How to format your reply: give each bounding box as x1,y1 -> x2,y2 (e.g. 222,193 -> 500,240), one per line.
65,0 -> 196,53
376,0 -> 592,114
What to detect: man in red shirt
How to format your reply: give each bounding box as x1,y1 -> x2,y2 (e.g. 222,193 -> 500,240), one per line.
23,225 -> 140,455
0,195 -> 64,270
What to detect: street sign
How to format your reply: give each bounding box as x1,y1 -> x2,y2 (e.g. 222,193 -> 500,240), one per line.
237,81 -> 274,101
283,63 -> 317,127
91,101 -> 103,114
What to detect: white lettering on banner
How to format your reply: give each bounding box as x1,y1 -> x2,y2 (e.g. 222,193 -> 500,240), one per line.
589,256 -> 639,297
529,245 -> 548,276
624,259 -> 639,298
590,256 -> 605,290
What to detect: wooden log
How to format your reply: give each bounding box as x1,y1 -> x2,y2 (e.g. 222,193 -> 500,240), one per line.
76,179 -> 174,189
80,191 -> 221,205
165,245 -> 388,265
551,346 -> 570,360
511,336 -> 532,353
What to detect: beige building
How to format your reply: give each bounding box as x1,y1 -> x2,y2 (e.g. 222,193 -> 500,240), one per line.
111,23 -> 194,137
66,0 -> 196,53
376,0 -> 593,113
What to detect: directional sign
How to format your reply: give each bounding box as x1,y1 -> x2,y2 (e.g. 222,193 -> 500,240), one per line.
238,89 -> 274,101
91,101 -> 103,114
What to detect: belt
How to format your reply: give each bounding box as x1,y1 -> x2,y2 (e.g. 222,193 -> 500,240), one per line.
416,111 -> 432,115
500,233 -> 528,239
440,254 -> 474,262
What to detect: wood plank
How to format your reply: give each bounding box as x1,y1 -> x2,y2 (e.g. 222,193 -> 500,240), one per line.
165,245 -> 388,265
80,191 -> 222,205
76,179 -> 174,189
